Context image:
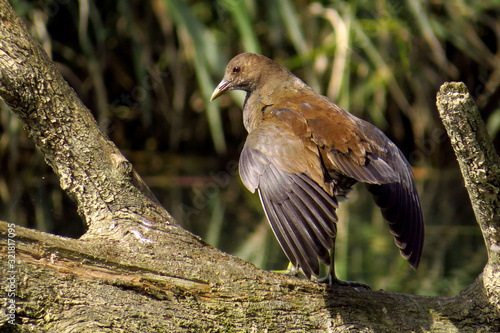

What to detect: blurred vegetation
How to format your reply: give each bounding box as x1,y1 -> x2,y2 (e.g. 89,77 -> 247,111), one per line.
1,0 -> 499,296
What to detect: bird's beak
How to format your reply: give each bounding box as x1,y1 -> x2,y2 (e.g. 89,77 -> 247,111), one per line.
210,79 -> 232,101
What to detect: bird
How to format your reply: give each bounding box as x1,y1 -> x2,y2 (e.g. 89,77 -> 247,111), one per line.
210,53 -> 424,286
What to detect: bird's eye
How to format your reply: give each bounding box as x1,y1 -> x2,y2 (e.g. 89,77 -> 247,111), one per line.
232,66 -> 241,73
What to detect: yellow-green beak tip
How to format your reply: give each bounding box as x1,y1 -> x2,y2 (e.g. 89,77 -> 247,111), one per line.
210,79 -> 231,101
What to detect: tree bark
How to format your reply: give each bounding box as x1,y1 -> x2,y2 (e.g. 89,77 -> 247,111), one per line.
0,1 -> 499,331
436,82 -> 500,314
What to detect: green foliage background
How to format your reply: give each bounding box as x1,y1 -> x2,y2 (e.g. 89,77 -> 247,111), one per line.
1,0 -> 499,296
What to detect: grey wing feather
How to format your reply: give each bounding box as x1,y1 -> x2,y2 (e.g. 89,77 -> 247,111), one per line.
351,117 -> 424,269
240,147 -> 338,278
366,155 -> 424,268
327,152 -> 399,184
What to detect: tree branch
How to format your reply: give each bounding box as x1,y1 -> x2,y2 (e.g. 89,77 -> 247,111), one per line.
436,81 -> 500,312
436,82 -> 500,261
3,220 -> 499,332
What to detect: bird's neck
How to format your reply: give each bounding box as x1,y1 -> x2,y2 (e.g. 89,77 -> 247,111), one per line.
242,91 -> 265,133
242,76 -> 309,133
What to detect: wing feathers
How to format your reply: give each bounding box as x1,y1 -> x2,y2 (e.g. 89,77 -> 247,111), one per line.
367,179 -> 423,268
253,158 -> 338,278
327,152 -> 398,184
342,117 -> 424,269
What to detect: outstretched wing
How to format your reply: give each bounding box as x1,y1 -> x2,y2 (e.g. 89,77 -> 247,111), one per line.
325,112 -> 424,268
300,95 -> 424,268
358,121 -> 424,268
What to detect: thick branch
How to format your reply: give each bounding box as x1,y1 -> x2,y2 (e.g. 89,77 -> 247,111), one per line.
436,82 -> 500,311
3,220 -> 500,332
436,83 -> 500,264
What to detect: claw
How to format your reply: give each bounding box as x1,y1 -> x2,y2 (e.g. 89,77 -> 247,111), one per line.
319,273 -> 371,290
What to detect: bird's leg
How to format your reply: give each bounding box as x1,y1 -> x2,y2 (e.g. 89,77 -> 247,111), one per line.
319,238 -> 371,290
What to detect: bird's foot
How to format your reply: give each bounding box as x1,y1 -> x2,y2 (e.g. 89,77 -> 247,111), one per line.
318,274 -> 371,290
271,262 -> 300,276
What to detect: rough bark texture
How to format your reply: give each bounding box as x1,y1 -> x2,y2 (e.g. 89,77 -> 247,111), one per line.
0,1 -> 499,331
436,82 -> 500,316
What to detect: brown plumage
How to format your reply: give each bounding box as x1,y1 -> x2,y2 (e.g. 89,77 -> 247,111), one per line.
211,53 -> 424,282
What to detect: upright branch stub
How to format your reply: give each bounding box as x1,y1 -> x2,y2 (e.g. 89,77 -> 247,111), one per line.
436,82 -> 500,265
0,1 -> 176,236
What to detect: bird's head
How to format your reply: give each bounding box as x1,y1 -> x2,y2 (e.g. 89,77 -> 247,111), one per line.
210,53 -> 291,101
